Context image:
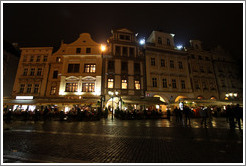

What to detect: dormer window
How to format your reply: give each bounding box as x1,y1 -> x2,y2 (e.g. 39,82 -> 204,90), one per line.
119,34 -> 131,41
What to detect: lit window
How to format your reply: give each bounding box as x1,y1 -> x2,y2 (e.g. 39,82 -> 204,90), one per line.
68,64 -> 80,73
50,86 -> 56,95
122,80 -> 127,89
152,78 -> 157,87
135,80 -> 141,90
37,68 -> 42,76
56,57 -> 61,62
172,79 -> 176,88
162,78 -> 167,88
84,64 -> 96,73
30,68 -> 35,76
181,80 -> 186,89
36,55 -> 41,62
23,68 -> 28,76
65,83 -> 78,92
151,58 -> 155,66
82,83 -> 95,92
26,84 -> 32,93
108,79 -> 114,88
19,84 -> 25,93
34,84 -> 39,93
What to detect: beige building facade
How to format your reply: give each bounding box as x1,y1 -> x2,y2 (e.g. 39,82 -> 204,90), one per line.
145,31 -> 193,107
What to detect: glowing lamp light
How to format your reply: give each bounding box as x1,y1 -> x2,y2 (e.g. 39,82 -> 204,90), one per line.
170,33 -> 175,37
16,96 -> 33,100
225,94 -> 229,97
115,91 -> 119,95
139,39 -> 145,45
234,93 -> 238,97
101,45 -> 106,52
229,93 -> 233,97
176,45 -> 183,50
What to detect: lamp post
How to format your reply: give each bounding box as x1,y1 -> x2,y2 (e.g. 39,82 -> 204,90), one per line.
108,91 -> 118,120
100,44 -> 106,112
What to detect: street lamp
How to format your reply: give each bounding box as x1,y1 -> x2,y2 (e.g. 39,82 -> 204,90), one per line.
108,90 -> 118,120
100,44 -> 107,112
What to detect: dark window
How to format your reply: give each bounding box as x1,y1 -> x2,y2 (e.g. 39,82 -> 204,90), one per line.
172,79 -> 176,88
161,59 -> 165,67
23,68 -> 28,76
26,84 -> 32,93
200,66 -> 204,73
134,63 -> 140,74
121,62 -> 128,73
178,61 -> 183,69
115,46 -> 121,56
158,37 -> 162,44
30,68 -> 35,76
129,47 -> 135,57
65,83 -> 78,92
198,56 -> 202,60
36,56 -> 41,62
68,64 -> 80,73
19,84 -> 25,93
82,83 -> 95,92
108,61 -> 115,71
152,78 -> 157,87
205,57 -> 209,61
167,38 -> 170,46
119,34 -> 130,40
76,48 -> 81,53
23,56 -> 27,62
123,47 -> 128,56
181,80 -> 185,89
170,60 -> 174,68
162,78 -> 167,88
43,56 -> 47,62
191,55 -> 195,59
30,56 -> 34,62
151,58 -> 155,66
84,64 -> 96,73
53,70 -> 58,79
86,48 -> 91,53
37,68 -> 42,76
34,84 -> 39,93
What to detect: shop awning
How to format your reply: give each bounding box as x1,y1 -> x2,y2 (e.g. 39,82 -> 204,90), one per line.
122,97 -> 167,105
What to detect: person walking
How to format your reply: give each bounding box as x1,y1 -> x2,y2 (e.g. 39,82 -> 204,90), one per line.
234,104 -> 242,130
200,106 -> 207,127
227,105 -> 235,129
184,106 -> 191,126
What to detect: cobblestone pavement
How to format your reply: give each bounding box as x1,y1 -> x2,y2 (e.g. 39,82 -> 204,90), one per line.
3,117 -> 244,163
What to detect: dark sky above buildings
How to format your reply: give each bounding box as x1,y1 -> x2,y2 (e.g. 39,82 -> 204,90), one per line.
3,3 -> 243,61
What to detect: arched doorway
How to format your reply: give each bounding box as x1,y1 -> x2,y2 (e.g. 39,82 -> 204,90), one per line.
105,96 -> 121,115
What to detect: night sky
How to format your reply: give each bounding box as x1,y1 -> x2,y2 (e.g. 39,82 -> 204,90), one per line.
3,3 -> 243,62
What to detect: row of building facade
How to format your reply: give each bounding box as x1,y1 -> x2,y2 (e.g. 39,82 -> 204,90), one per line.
4,28 -> 243,112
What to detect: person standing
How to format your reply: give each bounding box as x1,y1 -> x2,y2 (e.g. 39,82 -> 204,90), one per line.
200,106 -> 207,127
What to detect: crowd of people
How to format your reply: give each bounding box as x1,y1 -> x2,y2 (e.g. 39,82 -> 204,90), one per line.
3,104 -> 243,130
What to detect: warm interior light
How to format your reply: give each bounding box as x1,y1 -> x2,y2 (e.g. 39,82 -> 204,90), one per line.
101,45 -> 106,52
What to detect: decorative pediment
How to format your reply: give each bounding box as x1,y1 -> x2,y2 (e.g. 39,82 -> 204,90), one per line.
82,76 -> 96,81
66,76 -> 80,81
